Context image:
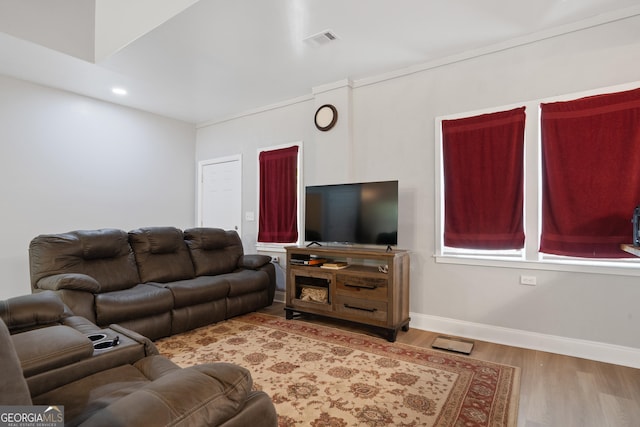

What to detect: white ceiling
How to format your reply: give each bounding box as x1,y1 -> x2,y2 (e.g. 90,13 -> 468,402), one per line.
1,0 -> 639,124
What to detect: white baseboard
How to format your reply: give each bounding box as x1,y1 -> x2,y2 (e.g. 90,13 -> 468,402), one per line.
409,312 -> 640,369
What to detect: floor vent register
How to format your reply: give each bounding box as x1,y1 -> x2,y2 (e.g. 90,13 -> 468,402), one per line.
431,336 -> 474,355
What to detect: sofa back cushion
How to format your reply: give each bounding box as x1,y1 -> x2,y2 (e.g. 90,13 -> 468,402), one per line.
29,229 -> 140,293
184,228 -> 244,276
129,227 -> 195,283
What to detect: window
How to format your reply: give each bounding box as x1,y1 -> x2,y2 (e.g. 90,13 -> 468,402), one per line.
540,88 -> 640,258
436,83 -> 640,272
257,144 -> 302,244
442,107 -> 526,251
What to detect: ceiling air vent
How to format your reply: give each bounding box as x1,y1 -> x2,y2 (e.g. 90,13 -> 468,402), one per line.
304,29 -> 339,46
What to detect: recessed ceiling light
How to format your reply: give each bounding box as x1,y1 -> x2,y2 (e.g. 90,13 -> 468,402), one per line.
112,87 -> 127,96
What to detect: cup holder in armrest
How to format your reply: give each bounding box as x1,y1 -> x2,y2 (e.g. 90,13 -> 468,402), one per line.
93,336 -> 120,350
87,333 -> 107,342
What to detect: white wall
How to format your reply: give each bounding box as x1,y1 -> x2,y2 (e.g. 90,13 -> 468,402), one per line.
196,15 -> 640,365
351,15 -> 640,350
196,100 -> 316,249
196,100 -> 316,293
0,75 -> 196,299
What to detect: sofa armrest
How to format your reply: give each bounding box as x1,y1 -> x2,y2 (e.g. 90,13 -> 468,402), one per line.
37,273 -> 100,293
54,290 -> 97,324
0,291 -> 66,332
0,319 -> 32,405
12,325 -> 95,377
109,323 -> 159,357
238,254 -> 272,270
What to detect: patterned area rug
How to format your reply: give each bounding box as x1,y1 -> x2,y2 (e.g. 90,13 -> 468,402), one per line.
155,313 -> 520,426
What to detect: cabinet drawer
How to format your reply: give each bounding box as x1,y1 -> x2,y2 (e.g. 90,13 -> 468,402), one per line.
336,275 -> 387,300
290,298 -> 333,313
334,295 -> 387,323
291,267 -> 333,280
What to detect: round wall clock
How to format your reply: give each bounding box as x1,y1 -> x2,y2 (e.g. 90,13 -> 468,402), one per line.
314,104 -> 338,131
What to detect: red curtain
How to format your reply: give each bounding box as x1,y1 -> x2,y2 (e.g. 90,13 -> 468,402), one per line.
258,146 -> 299,243
540,88 -> 640,258
442,107 -> 526,249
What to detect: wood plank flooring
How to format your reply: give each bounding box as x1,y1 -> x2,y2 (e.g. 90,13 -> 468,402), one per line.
259,303 -> 640,427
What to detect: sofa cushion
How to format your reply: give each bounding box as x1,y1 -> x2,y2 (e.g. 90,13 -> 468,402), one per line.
29,229 -> 140,293
95,284 -> 174,325
25,322 -> 158,398
184,228 -> 244,276
189,227 -> 229,250
148,228 -> 183,254
12,325 -> 94,377
136,362 -> 254,426
224,270 -> 270,297
80,230 -> 124,259
129,227 -> 195,283
153,276 -> 230,308
90,360 -> 255,427
33,363 -> 152,424
33,357 -> 257,427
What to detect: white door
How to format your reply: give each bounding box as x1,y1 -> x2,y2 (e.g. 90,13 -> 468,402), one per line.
198,155 -> 242,233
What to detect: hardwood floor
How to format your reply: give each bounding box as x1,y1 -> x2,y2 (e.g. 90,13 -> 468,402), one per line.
259,303 -> 640,427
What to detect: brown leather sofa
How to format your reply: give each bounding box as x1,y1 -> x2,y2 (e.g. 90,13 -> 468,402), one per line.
29,227 -> 275,340
0,291 -> 278,426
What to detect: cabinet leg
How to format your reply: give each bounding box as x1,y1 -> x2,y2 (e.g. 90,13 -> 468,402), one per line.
285,309 -> 294,320
386,328 -> 398,342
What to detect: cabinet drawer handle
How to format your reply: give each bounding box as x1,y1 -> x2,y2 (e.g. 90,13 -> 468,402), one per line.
344,304 -> 377,313
344,283 -> 377,290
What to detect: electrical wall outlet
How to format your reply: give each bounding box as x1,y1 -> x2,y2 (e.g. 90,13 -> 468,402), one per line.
520,275 -> 537,286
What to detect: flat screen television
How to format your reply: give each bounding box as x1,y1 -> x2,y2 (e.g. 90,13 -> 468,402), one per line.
305,180 -> 398,246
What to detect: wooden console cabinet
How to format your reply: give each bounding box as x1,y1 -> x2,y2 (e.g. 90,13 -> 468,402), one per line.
285,245 -> 410,341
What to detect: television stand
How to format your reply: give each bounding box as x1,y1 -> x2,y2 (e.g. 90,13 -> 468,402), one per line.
285,245 -> 410,342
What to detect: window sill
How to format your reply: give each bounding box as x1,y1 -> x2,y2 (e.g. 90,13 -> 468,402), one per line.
255,243 -> 289,253
434,254 -> 640,277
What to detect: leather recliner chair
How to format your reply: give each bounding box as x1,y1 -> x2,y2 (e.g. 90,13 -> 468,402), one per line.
0,292 -> 278,426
